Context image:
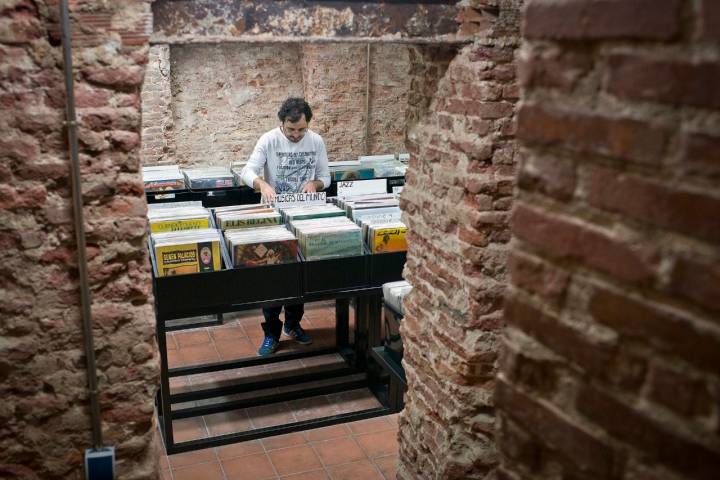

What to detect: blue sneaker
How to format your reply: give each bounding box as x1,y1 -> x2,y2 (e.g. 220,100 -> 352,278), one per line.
283,324 -> 312,345
257,335 -> 279,356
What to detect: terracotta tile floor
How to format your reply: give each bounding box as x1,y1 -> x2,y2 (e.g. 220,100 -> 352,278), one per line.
165,301 -> 347,369
159,302 -> 399,479
159,415 -> 398,480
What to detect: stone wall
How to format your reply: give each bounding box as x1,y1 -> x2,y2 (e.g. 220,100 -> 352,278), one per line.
139,0 -> 461,169
498,0 -> 720,479
301,43 -> 368,160
170,43 -> 304,166
141,42 -> 456,167
0,1 -> 158,478
398,1 -> 522,478
140,44 -> 174,165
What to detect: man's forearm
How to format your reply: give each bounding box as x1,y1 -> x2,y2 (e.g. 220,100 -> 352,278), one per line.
253,177 -> 271,191
310,179 -> 324,190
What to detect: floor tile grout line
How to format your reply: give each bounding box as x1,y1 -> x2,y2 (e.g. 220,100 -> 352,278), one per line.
199,414 -> 212,446
276,470 -> 324,479
209,328 -> 224,363
259,430 -> 282,479
262,431 -> 336,478
303,423 -> 351,443
170,458 -> 221,473
212,444 -> 230,480
211,320 -> 251,344
305,438 -> 333,479
305,431 -> 395,476
371,451 -> 399,460
369,452 -> 398,480
169,331 -> 179,350
368,454 -> 387,480
173,326 -> 213,349
351,428 -> 398,464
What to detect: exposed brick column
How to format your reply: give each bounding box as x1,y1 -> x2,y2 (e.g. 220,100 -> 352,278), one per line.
498,0 -> 720,479
398,1 -> 522,478
0,1 -> 158,478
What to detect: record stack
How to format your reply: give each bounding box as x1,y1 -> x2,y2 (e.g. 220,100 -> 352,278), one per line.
279,204 -> 346,223
230,160 -> 263,185
358,154 -> 407,177
214,204 -> 281,230
336,193 -> 399,217
142,165 -> 186,192
337,193 -> 407,253
148,205 -> 213,233
366,221 -> 407,253
329,160 -> 374,181
382,280 -> 412,316
290,217 -> 364,260
225,226 -> 298,268
183,166 -> 235,189
151,228 -> 223,277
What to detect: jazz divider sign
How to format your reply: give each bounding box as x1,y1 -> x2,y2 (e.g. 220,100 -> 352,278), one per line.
273,191 -> 327,207
337,178 -> 388,198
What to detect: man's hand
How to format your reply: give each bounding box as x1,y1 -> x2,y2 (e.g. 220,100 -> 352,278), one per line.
301,181 -> 320,193
260,183 -> 277,203
254,178 -> 276,203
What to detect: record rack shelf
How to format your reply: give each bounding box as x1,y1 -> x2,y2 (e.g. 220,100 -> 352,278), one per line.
145,175 -> 406,207
149,188 -> 407,454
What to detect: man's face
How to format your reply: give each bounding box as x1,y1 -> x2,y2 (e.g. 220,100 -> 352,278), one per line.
281,115 -> 308,143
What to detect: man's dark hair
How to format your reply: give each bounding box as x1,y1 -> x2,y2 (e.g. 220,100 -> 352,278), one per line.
278,97 -> 313,123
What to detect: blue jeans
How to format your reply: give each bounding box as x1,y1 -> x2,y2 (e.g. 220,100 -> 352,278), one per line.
261,303 -> 304,340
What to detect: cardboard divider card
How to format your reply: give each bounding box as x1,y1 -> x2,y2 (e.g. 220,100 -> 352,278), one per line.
273,191 -> 327,207
337,179 -> 388,198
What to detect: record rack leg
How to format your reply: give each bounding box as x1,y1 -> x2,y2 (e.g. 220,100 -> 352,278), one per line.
155,294 -> 396,454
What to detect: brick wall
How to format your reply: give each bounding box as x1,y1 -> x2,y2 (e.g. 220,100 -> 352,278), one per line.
301,43 -> 368,160
398,1 -> 522,478
169,43 -> 305,166
405,45 -> 458,137
498,0 -> 720,479
1,1 -> 158,478
142,42 -> 454,167
367,44 -> 414,155
140,44 -> 175,165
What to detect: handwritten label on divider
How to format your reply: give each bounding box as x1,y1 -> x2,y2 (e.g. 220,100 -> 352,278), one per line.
273,192 -> 327,207
337,179 -> 388,198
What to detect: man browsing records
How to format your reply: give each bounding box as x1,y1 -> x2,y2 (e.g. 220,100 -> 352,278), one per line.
240,97 -> 331,356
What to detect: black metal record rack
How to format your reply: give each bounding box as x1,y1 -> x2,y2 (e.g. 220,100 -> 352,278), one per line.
145,175 -> 406,208
152,247 -> 407,454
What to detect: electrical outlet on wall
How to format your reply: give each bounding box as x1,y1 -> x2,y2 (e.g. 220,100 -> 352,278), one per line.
85,447 -> 114,480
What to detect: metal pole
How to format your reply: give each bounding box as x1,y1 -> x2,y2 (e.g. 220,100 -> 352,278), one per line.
59,0 -> 104,451
365,43 -> 371,155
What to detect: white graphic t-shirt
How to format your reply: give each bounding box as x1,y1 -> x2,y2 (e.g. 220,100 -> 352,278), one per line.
240,127 -> 331,194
